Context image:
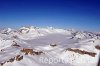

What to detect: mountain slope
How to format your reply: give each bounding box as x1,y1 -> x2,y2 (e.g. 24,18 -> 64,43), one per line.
0,26 -> 100,66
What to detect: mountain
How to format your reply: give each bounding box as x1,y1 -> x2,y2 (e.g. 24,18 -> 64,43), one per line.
0,26 -> 100,66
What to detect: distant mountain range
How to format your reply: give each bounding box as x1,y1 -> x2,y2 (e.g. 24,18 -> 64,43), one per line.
0,26 -> 100,66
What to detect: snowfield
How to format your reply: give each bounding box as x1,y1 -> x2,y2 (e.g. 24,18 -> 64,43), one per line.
0,26 -> 100,66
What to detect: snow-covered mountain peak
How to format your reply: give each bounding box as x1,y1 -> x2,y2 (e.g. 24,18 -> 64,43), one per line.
0,26 -> 99,66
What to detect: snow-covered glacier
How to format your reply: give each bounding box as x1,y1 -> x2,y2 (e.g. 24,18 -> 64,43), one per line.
0,26 -> 100,66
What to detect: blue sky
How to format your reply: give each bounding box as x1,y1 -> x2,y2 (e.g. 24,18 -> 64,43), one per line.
0,0 -> 100,31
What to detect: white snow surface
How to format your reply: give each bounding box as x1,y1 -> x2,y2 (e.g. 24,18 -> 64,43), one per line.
0,26 -> 99,66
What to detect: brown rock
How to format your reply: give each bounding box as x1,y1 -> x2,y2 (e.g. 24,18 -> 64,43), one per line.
95,45 -> 100,50
66,48 -> 96,57
20,48 -> 33,55
20,48 -> 44,55
16,55 -> 23,61
50,44 -> 57,47
8,57 -> 15,62
12,44 -> 20,47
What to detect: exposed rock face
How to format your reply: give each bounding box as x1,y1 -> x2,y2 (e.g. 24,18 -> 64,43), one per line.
0,55 -> 23,66
20,48 -> 44,55
0,48 -> 44,66
12,35 -> 18,39
0,62 -> 5,66
20,48 -> 34,55
12,44 -> 20,47
11,41 -> 20,47
50,43 -> 57,47
7,57 -> 15,62
66,48 -> 96,57
16,55 -> 23,61
95,45 -> 100,50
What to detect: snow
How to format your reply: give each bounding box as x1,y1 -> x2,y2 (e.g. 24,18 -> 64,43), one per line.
0,26 -> 100,66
